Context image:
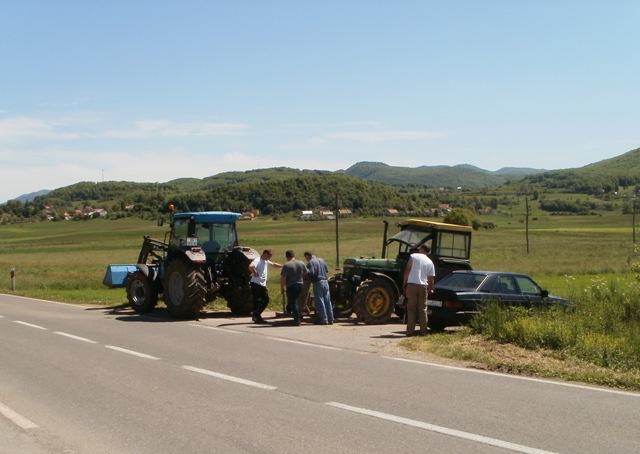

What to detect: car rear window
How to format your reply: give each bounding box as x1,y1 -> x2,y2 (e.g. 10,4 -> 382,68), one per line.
439,273 -> 486,291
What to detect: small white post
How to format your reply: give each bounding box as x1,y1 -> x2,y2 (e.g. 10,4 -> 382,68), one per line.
10,268 -> 15,291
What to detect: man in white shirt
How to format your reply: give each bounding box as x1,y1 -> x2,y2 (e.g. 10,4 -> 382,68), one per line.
249,248 -> 283,324
402,244 -> 435,336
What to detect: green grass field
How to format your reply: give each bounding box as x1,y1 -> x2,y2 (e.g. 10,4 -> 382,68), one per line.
0,211 -> 635,303
2,211 -> 639,389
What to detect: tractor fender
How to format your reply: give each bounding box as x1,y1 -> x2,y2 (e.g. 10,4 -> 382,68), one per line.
235,246 -> 260,261
183,249 -> 207,264
134,264 -> 157,281
362,272 -> 401,296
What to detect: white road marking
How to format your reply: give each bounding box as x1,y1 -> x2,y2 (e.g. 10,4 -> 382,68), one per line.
182,365 -> 277,390
271,337 -> 342,350
105,345 -> 160,360
327,402 -> 556,454
0,293 -> 92,308
188,323 -> 241,333
385,357 -> 640,397
14,321 -> 47,330
0,402 -> 38,429
54,331 -> 97,343
189,322 -> 342,350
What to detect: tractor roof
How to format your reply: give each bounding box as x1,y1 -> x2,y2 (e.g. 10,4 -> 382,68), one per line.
173,211 -> 241,223
400,219 -> 472,233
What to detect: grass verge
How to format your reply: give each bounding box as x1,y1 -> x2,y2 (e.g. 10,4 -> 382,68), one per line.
402,330 -> 640,391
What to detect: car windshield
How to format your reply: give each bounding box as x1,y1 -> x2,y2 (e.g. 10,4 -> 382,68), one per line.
387,227 -> 430,248
437,272 -> 487,291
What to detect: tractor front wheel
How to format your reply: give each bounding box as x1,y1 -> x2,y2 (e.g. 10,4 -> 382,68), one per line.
163,259 -> 206,319
353,279 -> 397,325
329,275 -> 353,318
127,271 -> 158,313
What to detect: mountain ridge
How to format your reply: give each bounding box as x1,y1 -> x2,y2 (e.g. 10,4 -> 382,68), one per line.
5,162 -> 541,204
5,146 -> 640,205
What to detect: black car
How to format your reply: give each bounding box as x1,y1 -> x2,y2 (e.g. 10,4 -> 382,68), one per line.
426,270 -> 574,331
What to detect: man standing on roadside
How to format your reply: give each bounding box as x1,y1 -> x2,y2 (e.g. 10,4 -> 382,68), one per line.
304,251 -> 334,325
402,244 -> 435,336
249,248 -> 283,324
280,250 -> 307,325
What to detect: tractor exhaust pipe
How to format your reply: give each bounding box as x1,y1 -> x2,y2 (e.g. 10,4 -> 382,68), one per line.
382,220 -> 389,258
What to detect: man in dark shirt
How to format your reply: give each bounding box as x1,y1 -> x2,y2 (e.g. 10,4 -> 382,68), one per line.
304,251 -> 334,325
280,250 -> 306,325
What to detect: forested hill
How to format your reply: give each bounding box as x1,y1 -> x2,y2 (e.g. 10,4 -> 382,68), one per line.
521,147 -> 640,194
5,146 -> 640,221
27,173 -> 441,218
342,162 -> 543,187
31,162 -> 541,217
167,167 -> 333,191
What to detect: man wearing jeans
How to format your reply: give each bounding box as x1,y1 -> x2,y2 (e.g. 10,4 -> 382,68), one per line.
280,250 -> 307,325
304,251 -> 334,325
402,244 -> 435,336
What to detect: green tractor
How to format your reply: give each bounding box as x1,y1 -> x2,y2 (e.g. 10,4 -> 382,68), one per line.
103,207 -> 259,319
329,219 -> 472,325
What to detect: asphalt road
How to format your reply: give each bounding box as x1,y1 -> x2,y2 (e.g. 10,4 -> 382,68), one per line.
1,293 -> 639,453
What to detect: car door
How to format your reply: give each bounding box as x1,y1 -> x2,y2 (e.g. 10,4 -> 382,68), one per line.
513,275 -> 545,306
491,275 -> 528,306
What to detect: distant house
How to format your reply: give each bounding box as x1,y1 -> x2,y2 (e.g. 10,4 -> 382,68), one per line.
338,209 -> 352,216
42,207 -> 55,221
76,206 -> 107,219
438,204 -> 452,212
299,210 -> 313,221
240,212 -> 254,220
386,208 -> 399,216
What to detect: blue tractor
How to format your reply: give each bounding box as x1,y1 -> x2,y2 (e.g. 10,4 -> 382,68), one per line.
104,207 -> 259,319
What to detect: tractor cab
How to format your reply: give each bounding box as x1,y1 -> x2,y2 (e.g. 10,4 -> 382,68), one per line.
170,212 -> 241,258
383,219 -> 472,282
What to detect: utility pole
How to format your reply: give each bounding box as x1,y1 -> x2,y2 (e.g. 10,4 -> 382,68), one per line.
525,197 -> 530,254
633,198 -> 636,244
335,193 -> 340,268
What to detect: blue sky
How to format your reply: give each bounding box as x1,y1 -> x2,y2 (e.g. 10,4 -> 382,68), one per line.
1,1 -> 639,203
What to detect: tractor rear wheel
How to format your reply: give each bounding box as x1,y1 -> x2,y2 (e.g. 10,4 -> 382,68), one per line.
127,271 -> 158,313
353,279 -> 397,325
163,259 -> 206,319
225,285 -> 253,315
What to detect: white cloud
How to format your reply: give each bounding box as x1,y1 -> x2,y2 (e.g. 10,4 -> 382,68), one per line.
0,116 -> 449,202
326,130 -> 445,143
0,116 -> 79,141
278,137 -> 328,151
98,120 -> 248,139
0,115 -> 249,143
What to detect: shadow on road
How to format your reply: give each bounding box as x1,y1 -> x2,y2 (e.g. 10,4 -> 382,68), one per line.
91,305 -> 253,324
